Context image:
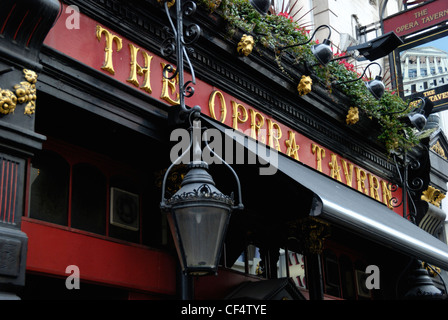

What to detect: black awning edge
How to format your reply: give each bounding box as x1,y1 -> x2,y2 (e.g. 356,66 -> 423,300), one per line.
202,116 -> 448,270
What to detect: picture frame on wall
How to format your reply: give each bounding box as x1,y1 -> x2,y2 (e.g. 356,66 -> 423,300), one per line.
110,187 -> 139,231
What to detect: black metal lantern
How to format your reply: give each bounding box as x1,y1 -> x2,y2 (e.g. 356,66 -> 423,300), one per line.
249,0 -> 271,15
333,62 -> 385,100
404,260 -> 443,299
404,112 -> 427,131
311,38 -> 333,66
400,97 -> 434,131
281,25 -> 333,66
161,119 -> 243,276
159,0 -> 243,277
382,97 -> 432,132
163,163 -> 234,275
365,75 -> 385,100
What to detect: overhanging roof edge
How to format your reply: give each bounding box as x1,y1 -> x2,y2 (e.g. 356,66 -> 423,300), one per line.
201,116 -> 448,270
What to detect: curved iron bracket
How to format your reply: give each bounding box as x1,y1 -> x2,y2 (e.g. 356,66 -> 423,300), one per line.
160,116 -> 244,212
160,0 -> 202,119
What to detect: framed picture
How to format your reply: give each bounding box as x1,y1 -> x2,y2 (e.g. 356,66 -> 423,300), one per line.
355,269 -> 371,298
110,187 -> 139,231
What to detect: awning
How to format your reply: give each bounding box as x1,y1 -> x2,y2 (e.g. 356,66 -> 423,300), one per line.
202,117 -> 448,270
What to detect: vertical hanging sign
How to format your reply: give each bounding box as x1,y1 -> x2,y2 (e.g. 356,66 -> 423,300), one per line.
385,0 -> 448,112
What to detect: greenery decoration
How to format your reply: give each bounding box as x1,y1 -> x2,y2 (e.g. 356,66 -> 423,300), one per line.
197,0 -> 424,153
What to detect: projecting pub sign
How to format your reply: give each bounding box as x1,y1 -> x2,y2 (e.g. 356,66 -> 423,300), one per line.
386,0 -> 448,113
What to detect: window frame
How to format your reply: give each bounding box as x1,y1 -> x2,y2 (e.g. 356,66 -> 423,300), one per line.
26,137 -> 147,245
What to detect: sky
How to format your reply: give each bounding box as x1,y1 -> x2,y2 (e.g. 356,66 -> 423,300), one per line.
416,36 -> 448,54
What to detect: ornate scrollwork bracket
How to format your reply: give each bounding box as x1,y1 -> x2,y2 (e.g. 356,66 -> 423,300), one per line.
166,183 -> 235,206
159,0 -> 202,119
388,183 -> 402,209
392,150 -> 426,222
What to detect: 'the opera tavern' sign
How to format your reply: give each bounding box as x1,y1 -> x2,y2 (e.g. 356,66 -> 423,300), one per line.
386,0 -> 448,112
383,0 -> 448,37
44,5 -> 402,212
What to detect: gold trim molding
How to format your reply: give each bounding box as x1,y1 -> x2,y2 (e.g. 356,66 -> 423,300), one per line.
431,141 -> 447,160
154,164 -> 187,196
158,0 -> 175,8
237,34 -> 255,57
288,217 -> 330,255
422,261 -> 441,278
0,69 -> 37,115
297,75 -> 312,96
346,107 -> 359,125
421,186 -> 446,208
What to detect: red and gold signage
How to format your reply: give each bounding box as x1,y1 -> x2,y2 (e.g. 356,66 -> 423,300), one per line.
44,5 -> 402,213
383,0 -> 448,37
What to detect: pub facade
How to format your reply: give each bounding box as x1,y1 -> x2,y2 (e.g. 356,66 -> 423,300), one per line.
0,0 -> 448,300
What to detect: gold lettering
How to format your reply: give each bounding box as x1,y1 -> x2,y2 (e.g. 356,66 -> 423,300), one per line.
424,90 -> 435,97
96,25 -> 123,75
127,44 -> 153,93
267,119 -> 282,151
368,174 -> 380,201
428,91 -> 448,102
249,109 -> 265,143
381,181 -> 393,209
285,131 -> 300,161
340,159 -> 354,187
395,21 -> 419,33
355,167 -> 368,195
414,8 -> 427,18
311,144 -> 326,173
208,90 -> 227,123
160,63 -> 179,105
231,101 -> 248,131
328,154 -> 342,182
422,10 -> 448,24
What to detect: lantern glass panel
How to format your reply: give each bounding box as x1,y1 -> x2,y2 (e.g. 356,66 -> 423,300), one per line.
172,204 -> 230,274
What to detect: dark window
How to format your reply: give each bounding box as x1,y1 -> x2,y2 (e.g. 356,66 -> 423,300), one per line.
320,249 -> 371,300
71,163 -> 107,235
323,250 -> 341,297
30,150 -> 69,225
339,255 -> 356,300
28,139 -> 157,246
